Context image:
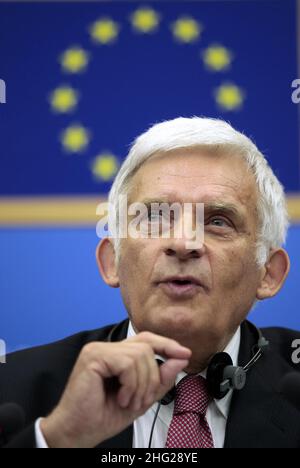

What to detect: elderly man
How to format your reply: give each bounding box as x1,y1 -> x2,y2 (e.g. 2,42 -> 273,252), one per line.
1,117 -> 300,448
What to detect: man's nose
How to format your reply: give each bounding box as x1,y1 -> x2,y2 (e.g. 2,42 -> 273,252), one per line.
163,236 -> 206,260
163,207 -> 205,259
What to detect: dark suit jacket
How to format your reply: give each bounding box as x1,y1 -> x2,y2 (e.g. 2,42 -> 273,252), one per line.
0,319 -> 300,448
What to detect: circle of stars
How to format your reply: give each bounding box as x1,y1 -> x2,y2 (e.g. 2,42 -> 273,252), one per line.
50,7 -> 245,182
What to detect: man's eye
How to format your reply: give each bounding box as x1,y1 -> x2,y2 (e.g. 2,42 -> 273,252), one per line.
208,217 -> 231,227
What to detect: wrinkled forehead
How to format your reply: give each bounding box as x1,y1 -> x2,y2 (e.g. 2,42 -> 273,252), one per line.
127,148 -> 259,215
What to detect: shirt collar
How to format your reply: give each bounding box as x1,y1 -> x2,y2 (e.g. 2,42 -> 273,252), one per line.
127,321 -> 241,420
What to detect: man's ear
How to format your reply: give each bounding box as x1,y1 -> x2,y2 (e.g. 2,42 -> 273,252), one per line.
256,248 -> 290,300
96,238 -> 120,288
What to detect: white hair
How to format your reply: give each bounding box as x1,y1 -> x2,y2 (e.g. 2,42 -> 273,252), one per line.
108,117 -> 289,267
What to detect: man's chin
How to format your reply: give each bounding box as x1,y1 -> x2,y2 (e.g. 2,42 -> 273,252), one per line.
141,307 -> 208,340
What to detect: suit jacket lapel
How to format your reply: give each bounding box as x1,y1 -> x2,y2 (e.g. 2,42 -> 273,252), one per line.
224,321 -> 300,448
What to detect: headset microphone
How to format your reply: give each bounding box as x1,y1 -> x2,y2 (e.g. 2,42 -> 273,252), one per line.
209,331 -> 269,399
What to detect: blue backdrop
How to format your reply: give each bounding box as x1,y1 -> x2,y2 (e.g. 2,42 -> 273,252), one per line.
1,225 -> 300,354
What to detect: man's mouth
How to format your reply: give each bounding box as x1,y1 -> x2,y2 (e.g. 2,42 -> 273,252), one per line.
157,276 -> 205,299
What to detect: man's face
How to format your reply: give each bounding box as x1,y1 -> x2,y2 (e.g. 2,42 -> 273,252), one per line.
116,148 -> 263,359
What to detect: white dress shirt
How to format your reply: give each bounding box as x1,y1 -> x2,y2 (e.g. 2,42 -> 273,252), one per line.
35,321 -> 241,448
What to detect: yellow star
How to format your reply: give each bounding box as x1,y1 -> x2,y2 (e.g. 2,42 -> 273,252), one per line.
89,18 -> 120,44
91,153 -> 119,181
49,86 -> 79,113
60,124 -> 91,153
215,83 -> 245,111
203,45 -> 233,71
59,47 -> 90,73
130,7 -> 160,33
171,17 -> 202,43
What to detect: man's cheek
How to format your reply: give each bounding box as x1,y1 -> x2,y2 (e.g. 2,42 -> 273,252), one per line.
216,254 -> 249,290
126,239 -> 151,263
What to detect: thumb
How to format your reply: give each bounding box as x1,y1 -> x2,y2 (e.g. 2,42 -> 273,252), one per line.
157,358 -> 189,399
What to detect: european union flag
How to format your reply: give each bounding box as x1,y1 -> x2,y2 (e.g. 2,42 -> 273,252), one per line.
0,0 -> 299,221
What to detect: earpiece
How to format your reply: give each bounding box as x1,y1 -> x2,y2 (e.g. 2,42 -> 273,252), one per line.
206,352 -> 247,399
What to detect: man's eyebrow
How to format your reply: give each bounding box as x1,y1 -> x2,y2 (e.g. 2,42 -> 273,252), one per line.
204,202 -> 244,219
139,198 -> 175,207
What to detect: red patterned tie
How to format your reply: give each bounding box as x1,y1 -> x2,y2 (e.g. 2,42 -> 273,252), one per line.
165,375 -> 214,448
